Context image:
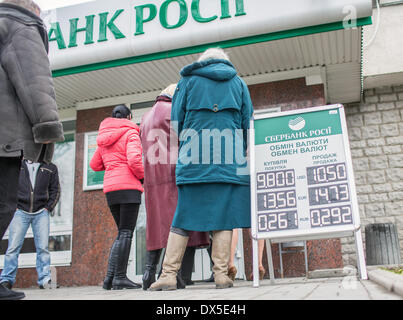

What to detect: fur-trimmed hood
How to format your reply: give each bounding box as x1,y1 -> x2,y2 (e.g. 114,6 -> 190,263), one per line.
0,3 -> 49,52
180,59 -> 237,81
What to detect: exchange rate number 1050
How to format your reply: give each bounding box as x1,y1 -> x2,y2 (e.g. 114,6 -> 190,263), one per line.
307,163 -> 347,185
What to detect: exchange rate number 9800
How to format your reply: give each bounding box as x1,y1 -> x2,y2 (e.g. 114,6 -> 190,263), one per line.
256,169 -> 295,190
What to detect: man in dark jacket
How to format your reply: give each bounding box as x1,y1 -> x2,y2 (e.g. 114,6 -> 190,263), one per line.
0,160 -> 60,290
0,0 -> 64,300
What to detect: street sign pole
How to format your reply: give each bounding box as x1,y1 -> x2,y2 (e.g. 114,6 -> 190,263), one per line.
265,239 -> 275,285
355,229 -> 368,280
250,118 -> 260,288
252,238 -> 259,287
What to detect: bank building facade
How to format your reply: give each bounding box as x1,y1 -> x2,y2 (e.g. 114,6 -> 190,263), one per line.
1,0 -> 402,288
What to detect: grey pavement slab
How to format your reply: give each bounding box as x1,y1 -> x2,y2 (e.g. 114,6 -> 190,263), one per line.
17,277 -> 402,300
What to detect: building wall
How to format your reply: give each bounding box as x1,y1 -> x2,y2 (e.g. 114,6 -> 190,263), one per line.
343,85 -> 403,266
248,77 -> 326,111
363,2 -> 403,88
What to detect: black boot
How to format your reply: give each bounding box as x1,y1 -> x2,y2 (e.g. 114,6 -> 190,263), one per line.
142,249 -> 162,291
204,238 -> 215,282
0,284 -> 25,300
204,273 -> 215,282
176,273 -> 186,289
103,235 -> 119,290
112,229 -> 142,290
179,246 -> 196,285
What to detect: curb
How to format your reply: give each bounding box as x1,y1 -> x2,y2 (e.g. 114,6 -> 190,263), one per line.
368,269 -> 403,297
307,266 -> 357,279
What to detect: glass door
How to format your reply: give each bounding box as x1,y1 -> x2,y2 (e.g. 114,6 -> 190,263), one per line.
127,194 -> 146,283
193,248 -> 213,281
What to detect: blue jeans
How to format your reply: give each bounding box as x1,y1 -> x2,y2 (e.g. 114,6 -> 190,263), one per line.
0,209 -> 50,287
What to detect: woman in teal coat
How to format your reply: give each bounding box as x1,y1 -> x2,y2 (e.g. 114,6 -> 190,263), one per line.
150,48 -> 253,291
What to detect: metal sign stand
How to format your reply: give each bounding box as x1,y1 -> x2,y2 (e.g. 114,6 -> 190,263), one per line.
252,238 -> 275,288
250,105 -> 368,287
252,230 -> 367,287
354,228 -> 368,280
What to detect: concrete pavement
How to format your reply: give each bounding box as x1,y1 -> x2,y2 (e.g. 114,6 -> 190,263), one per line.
18,276 -> 402,300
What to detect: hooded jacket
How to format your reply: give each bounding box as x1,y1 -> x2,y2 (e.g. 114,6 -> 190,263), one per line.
171,59 -> 254,186
0,3 -> 64,163
90,117 -> 144,194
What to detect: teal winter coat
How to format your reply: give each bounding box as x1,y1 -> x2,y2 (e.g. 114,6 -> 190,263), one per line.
171,59 -> 254,186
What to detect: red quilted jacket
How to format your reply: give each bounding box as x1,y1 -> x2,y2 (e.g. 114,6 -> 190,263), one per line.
90,117 -> 144,193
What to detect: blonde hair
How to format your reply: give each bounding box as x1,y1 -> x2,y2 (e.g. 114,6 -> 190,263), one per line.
160,83 -> 177,97
3,0 -> 41,15
198,48 -> 230,62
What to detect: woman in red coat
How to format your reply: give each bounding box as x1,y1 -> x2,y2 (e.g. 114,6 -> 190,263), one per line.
140,84 -> 209,290
90,104 -> 144,290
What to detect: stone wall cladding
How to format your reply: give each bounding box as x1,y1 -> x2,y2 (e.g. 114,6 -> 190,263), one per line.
344,85 -> 403,266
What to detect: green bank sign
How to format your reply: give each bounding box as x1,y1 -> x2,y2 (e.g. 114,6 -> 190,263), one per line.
49,0 -> 246,49
254,108 -> 343,145
46,0 -> 372,74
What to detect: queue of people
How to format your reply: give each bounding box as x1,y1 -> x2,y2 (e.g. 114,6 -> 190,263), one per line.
89,47 -> 254,292
0,0 -> 256,300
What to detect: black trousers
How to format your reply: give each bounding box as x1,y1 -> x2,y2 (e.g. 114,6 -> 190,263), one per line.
0,157 -> 21,240
109,203 -> 140,232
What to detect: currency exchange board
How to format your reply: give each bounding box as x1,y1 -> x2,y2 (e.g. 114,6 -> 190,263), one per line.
250,104 -> 361,241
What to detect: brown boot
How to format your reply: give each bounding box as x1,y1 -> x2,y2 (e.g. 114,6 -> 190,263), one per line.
149,232 -> 189,291
212,230 -> 234,289
227,265 -> 237,281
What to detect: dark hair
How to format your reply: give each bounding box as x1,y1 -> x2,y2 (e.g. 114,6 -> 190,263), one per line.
112,104 -> 131,119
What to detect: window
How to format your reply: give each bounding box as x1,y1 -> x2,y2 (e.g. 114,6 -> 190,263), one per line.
130,101 -> 154,124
